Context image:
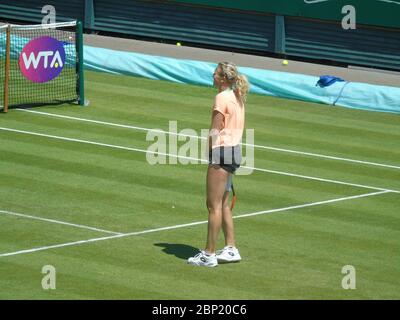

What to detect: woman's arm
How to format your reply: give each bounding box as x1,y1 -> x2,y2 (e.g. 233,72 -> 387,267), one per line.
209,110 -> 224,152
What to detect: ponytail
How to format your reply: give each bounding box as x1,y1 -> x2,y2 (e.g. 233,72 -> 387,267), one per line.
219,62 -> 250,103
234,74 -> 250,102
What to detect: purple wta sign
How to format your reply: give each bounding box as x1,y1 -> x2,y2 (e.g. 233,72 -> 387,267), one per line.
19,36 -> 66,83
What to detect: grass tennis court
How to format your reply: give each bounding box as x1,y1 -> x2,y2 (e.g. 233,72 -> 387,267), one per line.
0,70 -> 399,299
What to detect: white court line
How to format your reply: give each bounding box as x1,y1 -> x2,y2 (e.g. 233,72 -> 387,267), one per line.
1,126 -> 399,194
0,190 -> 392,258
0,209 -> 123,235
233,190 -> 392,219
241,166 -> 399,193
16,109 -> 400,171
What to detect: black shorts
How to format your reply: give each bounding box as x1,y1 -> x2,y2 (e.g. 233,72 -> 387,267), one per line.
209,145 -> 242,174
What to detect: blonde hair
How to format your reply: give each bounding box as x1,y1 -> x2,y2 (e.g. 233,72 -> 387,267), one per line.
218,61 -> 250,102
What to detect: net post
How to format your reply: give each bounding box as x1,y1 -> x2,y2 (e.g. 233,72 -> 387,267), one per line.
3,25 -> 10,113
76,20 -> 85,106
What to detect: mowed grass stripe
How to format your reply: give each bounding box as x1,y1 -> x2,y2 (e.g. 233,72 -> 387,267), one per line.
1,191 -> 397,299
3,114 -> 399,188
4,105 -> 400,192
86,73 -> 399,134
27,72 -> 398,166
16,109 -> 400,173
258,134 -> 399,167
1,124 -> 397,196
0,168 -> 206,232
253,149 -> 400,192
0,121 -> 387,190
0,214 -> 109,254
0,124 -> 388,198
0,113 -> 152,151
0,130 -> 368,233
0,133 -> 207,231
83,72 -> 400,141
0,191 -> 387,260
0,209 -> 122,235
239,211 -> 399,298
28,73 -> 400,165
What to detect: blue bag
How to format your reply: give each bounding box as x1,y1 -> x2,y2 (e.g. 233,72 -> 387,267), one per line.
316,75 -> 346,87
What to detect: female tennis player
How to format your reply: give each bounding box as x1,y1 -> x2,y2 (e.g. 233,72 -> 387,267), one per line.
188,62 -> 249,267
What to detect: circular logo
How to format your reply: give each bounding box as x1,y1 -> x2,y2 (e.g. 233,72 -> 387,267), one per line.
19,36 -> 66,83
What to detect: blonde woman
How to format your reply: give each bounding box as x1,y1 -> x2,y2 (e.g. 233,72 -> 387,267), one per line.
188,62 -> 250,267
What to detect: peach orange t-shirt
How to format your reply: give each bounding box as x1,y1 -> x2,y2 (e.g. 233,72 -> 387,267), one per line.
211,89 -> 245,149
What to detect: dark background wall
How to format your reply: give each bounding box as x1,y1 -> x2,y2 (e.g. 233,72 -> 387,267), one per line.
1,0 -> 399,71
168,0 -> 400,29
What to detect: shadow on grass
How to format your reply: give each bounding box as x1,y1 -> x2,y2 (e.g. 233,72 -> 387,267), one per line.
154,243 -> 199,260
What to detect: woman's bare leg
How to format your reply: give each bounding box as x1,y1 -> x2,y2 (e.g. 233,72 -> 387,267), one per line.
222,190 -> 236,247
205,165 -> 229,254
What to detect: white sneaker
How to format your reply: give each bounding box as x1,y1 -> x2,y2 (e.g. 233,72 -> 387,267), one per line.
187,250 -> 218,267
216,246 -> 241,263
